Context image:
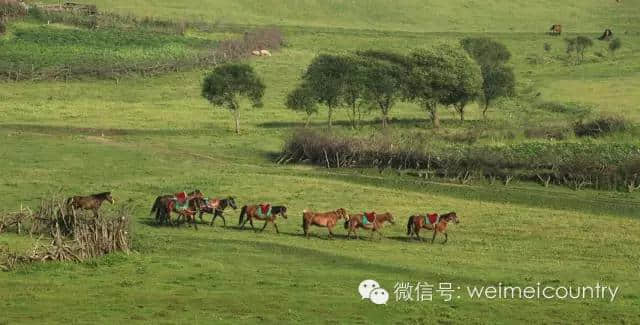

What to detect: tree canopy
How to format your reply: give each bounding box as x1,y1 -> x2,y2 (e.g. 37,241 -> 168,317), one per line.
202,63 -> 265,134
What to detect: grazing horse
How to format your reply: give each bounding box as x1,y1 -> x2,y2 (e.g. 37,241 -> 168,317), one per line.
407,212 -> 460,244
301,208 -> 348,239
238,204 -> 288,233
344,212 -> 395,240
598,29 -> 613,41
191,196 -> 237,227
549,24 -> 562,36
66,192 -> 114,218
150,190 -> 203,228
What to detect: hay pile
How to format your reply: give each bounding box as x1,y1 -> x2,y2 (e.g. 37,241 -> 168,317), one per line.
0,197 -> 133,270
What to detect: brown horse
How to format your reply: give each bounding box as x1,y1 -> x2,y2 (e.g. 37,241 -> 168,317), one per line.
407,212 -> 460,244
549,24 -> 562,36
150,190 -> 203,228
344,212 -> 395,240
301,208 -> 348,239
191,196 -> 237,227
66,192 -> 114,218
238,204 -> 288,233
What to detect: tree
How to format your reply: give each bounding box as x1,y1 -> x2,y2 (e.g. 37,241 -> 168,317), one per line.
479,65 -> 515,118
341,56 -> 368,128
460,37 -> 511,67
361,59 -> 405,128
285,84 -> 318,127
302,54 -> 352,128
565,36 -> 593,64
201,64 -> 265,134
609,38 -> 621,56
407,45 -> 482,127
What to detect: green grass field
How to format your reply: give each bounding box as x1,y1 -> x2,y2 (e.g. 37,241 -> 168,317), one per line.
1,1 -> 639,323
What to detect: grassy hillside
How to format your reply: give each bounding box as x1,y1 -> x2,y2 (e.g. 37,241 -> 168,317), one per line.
1,1 -> 639,324
39,0 -> 640,32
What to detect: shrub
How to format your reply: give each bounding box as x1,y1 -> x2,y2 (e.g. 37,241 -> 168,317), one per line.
543,43 -> 551,52
0,0 -> 27,18
573,116 -> 628,137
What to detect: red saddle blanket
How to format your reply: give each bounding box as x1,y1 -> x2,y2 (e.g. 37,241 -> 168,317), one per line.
364,212 -> 376,223
426,213 -> 439,225
259,204 -> 271,215
175,191 -> 187,204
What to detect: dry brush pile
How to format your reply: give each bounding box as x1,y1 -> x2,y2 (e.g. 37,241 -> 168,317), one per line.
279,129 -> 640,192
0,197 -> 133,271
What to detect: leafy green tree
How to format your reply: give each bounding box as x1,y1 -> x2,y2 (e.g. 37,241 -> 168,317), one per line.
407,45 -> 482,127
361,59 -> 405,128
460,37 -> 511,67
201,64 -> 265,134
302,54 -> 351,128
609,38 -> 621,56
565,36 -> 593,64
479,65 -> 515,118
285,84 -> 318,127
341,56 -> 369,128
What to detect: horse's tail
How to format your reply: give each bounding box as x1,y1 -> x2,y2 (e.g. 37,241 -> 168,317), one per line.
238,205 -> 247,225
406,216 -> 414,235
150,196 -> 161,216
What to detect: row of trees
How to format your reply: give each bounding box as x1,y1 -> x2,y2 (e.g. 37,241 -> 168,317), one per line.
200,38 -> 516,133
287,38 -> 516,128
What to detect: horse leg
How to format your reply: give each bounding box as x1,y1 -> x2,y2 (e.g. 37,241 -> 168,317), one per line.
431,229 -> 438,244
442,232 -> 448,244
92,208 -> 99,218
210,212 -> 216,227
260,221 -> 268,232
220,215 -> 226,228
248,219 -> 256,231
273,222 -> 280,234
199,211 -> 204,224
327,226 -> 334,239
192,215 -> 198,230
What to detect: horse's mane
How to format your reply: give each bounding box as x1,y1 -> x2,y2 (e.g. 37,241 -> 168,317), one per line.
94,192 -> 111,198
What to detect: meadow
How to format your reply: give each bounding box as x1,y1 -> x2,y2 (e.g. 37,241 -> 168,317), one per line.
1,0 -> 639,324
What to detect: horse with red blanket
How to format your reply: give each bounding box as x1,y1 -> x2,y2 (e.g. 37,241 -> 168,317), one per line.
407,212 -> 459,244
238,203 -> 288,233
150,190 -> 204,228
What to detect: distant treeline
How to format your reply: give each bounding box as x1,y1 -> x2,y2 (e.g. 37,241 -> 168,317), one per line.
279,129 -> 640,192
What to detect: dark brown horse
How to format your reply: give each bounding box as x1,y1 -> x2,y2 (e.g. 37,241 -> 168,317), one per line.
150,190 -> 203,228
344,212 -> 395,240
66,192 -> 114,218
191,196 -> 237,227
301,208 -> 348,239
407,212 -> 460,244
238,204 -> 287,233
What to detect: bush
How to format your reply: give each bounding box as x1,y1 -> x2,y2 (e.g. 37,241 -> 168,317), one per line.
573,116 -> 628,137
534,101 -> 592,117
543,43 -> 551,52
0,0 -> 27,18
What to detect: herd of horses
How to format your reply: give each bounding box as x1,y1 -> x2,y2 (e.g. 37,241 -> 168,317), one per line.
65,191 -> 461,243
549,24 -> 615,41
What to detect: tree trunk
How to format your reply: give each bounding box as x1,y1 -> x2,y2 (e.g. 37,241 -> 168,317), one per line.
328,107 -> 333,128
483,101 -> 489,119
305,114 -> 311,128
460,109 -> 465,122
382,112 -> 388,128
233,110 -> 240,134
430,107 -> 440,128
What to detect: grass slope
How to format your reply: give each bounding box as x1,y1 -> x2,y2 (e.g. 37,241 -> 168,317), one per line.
1,1 -> 639,323
39,0 -> 640,32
